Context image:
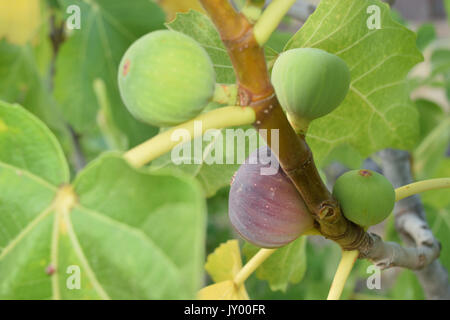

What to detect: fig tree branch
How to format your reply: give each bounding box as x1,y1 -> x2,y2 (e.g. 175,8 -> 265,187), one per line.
359,233 -> 441,270
199,0 -> 369,251
364,149 -> 450,299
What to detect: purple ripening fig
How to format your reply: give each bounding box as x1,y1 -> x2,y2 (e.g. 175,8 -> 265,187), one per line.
229,146 -> 315,248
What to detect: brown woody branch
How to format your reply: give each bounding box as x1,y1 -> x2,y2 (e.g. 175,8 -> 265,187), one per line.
199,0 -> 367,250
359,232 -> 441,270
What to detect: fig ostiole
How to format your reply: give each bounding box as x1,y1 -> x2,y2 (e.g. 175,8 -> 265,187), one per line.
118,30 -> 216,127
271,48 -> 351,134
332,169 -> 395,227
229,146 -> 315,248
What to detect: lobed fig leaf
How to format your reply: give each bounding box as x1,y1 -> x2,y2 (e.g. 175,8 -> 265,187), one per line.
118,30 -> 216,127
332,169 -> 395,227
271,48 -> 350,132
229,147 -> 315,248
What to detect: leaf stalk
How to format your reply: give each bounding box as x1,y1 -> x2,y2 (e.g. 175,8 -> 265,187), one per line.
124,106 -> 255,167
234,248 -> 276,287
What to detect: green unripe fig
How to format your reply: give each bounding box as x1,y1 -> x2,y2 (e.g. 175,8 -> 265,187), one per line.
271,48 -> 351,133
332,169 -> 395,227
118,30 -> 216,127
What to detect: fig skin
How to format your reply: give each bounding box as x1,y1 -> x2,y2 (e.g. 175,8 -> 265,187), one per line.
332,169 -> 395,227
271,48 -> 350,130
229,147 -> 315,248
118,30 -> 216,127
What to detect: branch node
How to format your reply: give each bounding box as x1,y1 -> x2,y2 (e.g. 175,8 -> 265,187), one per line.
318,201 -> 339,220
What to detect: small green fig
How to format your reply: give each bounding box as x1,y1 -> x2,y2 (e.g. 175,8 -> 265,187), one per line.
332,169 -> 395,227
118,30 -> 216,127
229,147 -> 315,248
271,48 -> 351,132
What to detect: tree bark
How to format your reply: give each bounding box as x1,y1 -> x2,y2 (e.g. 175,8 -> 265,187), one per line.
378,149 -> 450,299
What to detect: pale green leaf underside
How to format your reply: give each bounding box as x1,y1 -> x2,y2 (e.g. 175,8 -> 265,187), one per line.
54,0 -> 164,147
0,103 -> 206,299
285,0 -> 423,164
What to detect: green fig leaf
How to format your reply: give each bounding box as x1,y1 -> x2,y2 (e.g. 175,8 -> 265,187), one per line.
166,10 -> 277,83
320,143 -> 363,170
0,102 -> 206,299
68,154 -> 206,299
430,48 -> 450,100
0,101 -> 68,299
424,204 -> 450,272
413,117 -> 450,180
415,23 -> 436,52
421,159 -> 450,209
244,237 -> 364,299
0,101 -> 69,185
431,48 -> 450,76
166,10 -> 235,84
285,0 -> 423,164
415,99 -> 445,143
267,31 -> 294,53
151,122 -> 262,198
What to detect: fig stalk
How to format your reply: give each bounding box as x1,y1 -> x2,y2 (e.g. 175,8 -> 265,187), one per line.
395,178 -> 450,201
234,248 -> 276,287
327,250 -> 359,300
